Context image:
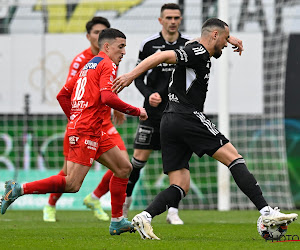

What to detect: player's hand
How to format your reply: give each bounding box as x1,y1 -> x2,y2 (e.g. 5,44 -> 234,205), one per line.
228,36 -> 244,56
138,107 -> 148,121
112,73 -> 133,93
149,92 -> 162,107
113,109 -> 126,126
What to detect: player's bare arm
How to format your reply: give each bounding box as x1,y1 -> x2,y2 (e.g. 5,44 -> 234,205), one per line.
113,109 -> 126,126
228,35 -> 244,55
112,50 -> 176,93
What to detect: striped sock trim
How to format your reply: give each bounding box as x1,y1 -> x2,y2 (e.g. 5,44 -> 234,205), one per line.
228,158 -> 246,170
170,184 -> 186,199
131,157 -> 147,169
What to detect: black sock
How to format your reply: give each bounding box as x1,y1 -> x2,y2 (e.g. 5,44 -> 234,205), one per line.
145,184 -> 186,218
126,157 -> 147,197
228,158 -> 268,210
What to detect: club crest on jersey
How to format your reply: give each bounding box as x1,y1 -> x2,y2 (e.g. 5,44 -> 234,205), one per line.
83,57 -> 103,70
69,136 -> 79,145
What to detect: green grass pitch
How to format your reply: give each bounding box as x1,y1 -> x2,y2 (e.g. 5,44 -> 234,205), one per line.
0,210 -> 299,249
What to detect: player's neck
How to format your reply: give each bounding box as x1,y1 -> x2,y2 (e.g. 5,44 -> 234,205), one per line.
200,38 -> 213,58
161,30 -> 179,44
91,46 -> 99,56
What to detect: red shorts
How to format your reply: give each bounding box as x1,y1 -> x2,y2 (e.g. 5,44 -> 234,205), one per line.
63,124 -> 126,158
103,125 -> 126,151
67,132 -> 115,167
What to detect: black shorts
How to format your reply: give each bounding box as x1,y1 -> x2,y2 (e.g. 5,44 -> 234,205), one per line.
161,112 -> 229,174
133,119 -> 161,150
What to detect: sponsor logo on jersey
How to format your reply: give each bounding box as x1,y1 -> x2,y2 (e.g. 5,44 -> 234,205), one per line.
168,93 -> 179,103
71,100 -> 89,111
157,62 -> 176,72
152,45 -> 165,49
69,136 -> 79,145
83,57 -> 103,70
85,139 -> 98,151
192,46 -> 206,55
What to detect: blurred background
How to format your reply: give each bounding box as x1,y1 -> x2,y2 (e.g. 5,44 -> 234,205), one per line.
0,0 -> 299,211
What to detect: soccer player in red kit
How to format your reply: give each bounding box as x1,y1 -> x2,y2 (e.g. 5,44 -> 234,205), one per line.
43,17 -> 130,223
0,28 -> 147,236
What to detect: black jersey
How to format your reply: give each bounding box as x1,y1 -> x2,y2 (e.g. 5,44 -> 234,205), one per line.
165,41 -> 211,114
135,32 -> 190,121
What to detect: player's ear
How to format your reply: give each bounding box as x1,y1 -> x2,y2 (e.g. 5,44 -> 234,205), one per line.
212,30 -> 218,40
158,17 -> 163,25
86,33 -> 91,42
103,42 -> 110,51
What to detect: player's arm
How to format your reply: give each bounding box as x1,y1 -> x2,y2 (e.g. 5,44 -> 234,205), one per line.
102,91 -> 147,120
57,76 -> 77,119
228,35 -> 244,55
100,63 -> 147,120
112,50 -> 176,93
134,51 -> 155,98
113,109 -> 126,126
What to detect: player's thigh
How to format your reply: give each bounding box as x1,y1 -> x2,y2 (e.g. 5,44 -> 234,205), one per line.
96,146 -> 131,178
65,161 -> 90,192
161,113 -> 193,174
212,142 -> 242,166
185,112 -> 229,158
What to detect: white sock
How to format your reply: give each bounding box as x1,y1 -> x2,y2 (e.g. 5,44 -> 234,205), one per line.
91,192 -> 99,200
141,211 -> 152,223
21,185 -> 24,195
168,207 -> 178,214
111,216 -> 124,222
260,206 -> 273,216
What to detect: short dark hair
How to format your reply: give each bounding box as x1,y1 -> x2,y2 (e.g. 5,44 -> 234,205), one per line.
161,3 -> 181,14
86,16 -> 110,34
202,18 -> 228,32
98,28 -> 126,48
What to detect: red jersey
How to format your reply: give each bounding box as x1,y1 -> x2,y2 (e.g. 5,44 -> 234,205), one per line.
66,47 -> 94,82
66,47 -> 111,128
63,52 -> 116,136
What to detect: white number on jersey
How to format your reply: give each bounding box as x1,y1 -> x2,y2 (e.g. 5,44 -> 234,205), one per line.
73,77 -> 87,101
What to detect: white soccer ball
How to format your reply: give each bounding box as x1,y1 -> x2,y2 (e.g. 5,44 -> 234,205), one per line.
257,215 -> 288,240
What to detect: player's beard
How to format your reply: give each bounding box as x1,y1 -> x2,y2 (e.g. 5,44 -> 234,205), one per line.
213,44 -> 222,59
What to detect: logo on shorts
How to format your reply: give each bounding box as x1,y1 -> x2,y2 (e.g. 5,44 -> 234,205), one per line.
85,139 -> 98,151
69,136 -> 79,145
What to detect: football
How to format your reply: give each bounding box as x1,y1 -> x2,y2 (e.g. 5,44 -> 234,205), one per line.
257,216 -> 288,240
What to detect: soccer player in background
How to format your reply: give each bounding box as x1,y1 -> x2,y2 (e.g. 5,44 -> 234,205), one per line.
0,28 -> 148,236
43,16 -> 129,223
112,18 -> 298,240
123,3 -> 190,225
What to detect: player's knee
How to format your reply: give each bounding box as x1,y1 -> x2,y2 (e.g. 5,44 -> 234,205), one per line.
65,180 -> 82,193
115,161 -> 132,178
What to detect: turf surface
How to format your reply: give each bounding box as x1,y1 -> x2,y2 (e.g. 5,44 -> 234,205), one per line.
0,209 -> 299,249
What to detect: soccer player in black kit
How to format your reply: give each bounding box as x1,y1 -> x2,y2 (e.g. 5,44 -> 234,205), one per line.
123,3 -> 190,224
113,18 -> 298,240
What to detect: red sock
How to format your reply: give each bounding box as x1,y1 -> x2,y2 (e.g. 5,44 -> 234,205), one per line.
93,170 -> 114,199
109,175 -> 128,218
48,170 -> 66,206
23,175 -> 66,194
